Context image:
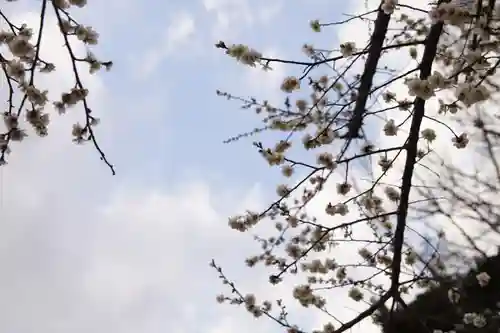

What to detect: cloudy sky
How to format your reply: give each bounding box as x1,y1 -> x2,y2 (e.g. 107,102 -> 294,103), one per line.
0,0 -> 493,333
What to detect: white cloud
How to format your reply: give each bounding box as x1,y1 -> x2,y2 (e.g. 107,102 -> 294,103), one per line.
202,0 -> 253,39
255,1 -> 283,24
0,6 -> 235,333
164,12 -> 196,53
0,179 -> 261,331
0,6 -> 268,316
1,149 -> 270,333
136,11 -> 196,78
0,8 -> 280,333
76,180 -> 264,330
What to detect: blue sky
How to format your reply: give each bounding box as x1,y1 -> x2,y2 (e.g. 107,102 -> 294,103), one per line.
1,0 -> 495,333
108,0 -> 346,187
65,0 -> 348,186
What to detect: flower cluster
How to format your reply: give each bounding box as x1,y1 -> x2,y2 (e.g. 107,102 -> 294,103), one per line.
53,0 -> 88,8
384,186 -> 400,202
405,71 -> 449,100
421,128 -> 437,142
293,284 -> 326,307
340,42 -> 355,57
243,294 -> 263,318
429,2 -> 472,25
325,202 -> 349,216
447,288 -> 461,304
301,258 -> 337,274
316,152 -> 337,169
383,119 -> 398,136
312,323 -> 335,333
3,113 -> 26,142
310,19 -> 321,32
227,212 -> 260,232
455,83 -> 490,107
462,312 -> 487,328
7,34 -> 35,58
452,133 -> 469,149
281,76 -> 300,93
382,0 -> 398,15
348,287 -> 364,301
476,271 -> 491,287
225,43 -> 262,67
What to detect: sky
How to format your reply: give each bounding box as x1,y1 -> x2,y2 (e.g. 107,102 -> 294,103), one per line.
0,1 -> 497,333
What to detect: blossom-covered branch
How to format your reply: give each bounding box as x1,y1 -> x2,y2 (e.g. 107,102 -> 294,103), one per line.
0,0 -> 114,174
211,0 -> 500,333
